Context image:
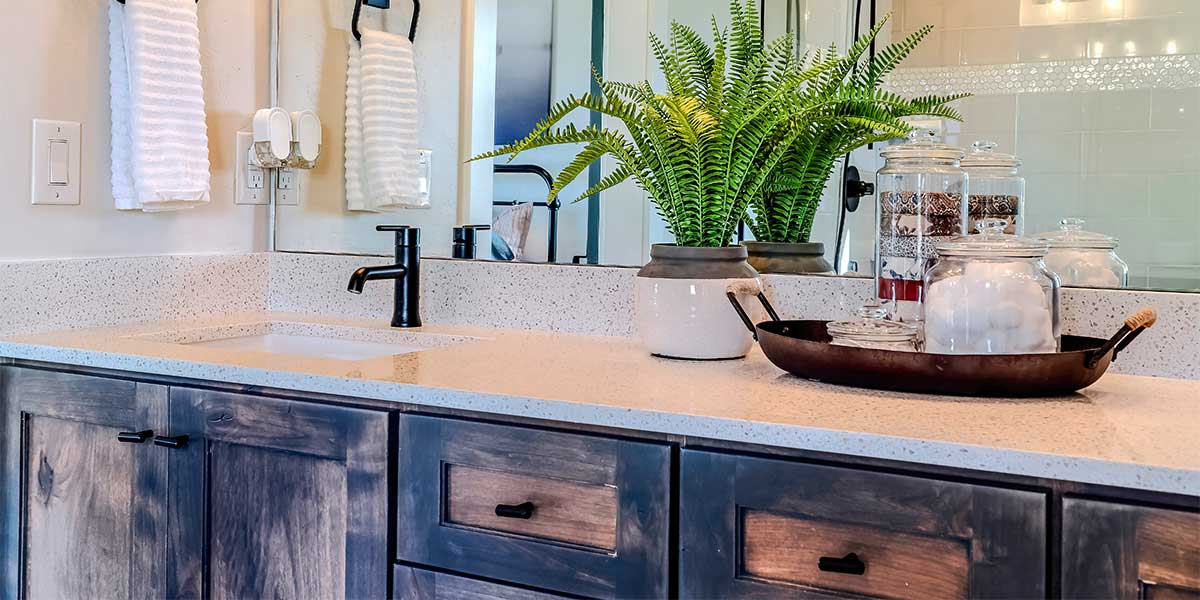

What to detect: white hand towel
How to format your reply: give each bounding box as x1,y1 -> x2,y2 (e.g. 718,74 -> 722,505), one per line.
109,0 -> 211,212
345,28 -> 424,212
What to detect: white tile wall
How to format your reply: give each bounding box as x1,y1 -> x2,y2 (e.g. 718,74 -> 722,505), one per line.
887,0 -> 1200,285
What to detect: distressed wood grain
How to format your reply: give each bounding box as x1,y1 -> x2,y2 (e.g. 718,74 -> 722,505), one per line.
1063,497 -> 1200,599
393,565 -> 567,599
445,464 -> 618,550
741,509 -> 970,599
396,413 -> 671,599
680,449 -> 1047,599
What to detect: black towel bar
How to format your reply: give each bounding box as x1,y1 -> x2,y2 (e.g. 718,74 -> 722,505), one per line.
352,0 -> 421,44
116,0 -> 199,3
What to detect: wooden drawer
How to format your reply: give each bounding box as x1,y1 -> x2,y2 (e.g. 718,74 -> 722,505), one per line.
393,565 -> 568,599
395,414 -> 671,599
680,449 -> 1047,599
1063,497 -> 1200,599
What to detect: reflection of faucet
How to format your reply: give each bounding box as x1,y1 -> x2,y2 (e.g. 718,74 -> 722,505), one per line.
348,225 -> 421,328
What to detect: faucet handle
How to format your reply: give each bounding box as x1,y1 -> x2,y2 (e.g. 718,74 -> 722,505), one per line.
377,225 -> 420,247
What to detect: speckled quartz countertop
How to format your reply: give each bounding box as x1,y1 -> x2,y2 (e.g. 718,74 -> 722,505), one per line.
1,312 -> 1197,496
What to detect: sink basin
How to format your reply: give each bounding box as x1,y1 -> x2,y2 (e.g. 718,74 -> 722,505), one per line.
130,321 -> 477,361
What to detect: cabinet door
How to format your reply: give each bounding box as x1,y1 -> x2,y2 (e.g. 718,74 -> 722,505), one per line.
166,388 -> 390,600
393,566 -> 568,600
1063,497 -> 1200,599
680,449 -> 1048,599
1,367 -> 169,600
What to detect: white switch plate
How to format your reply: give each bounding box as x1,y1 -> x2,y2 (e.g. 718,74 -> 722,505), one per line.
235,132 -> 267,205
417,148 -> 432,202
31,119 -> 81,206
275,168 -> 301,206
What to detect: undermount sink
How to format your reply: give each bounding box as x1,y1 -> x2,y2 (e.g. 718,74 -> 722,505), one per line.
131,321 -> 477,361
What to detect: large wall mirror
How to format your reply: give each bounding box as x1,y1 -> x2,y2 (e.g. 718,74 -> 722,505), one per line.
274,0 -> 1200,293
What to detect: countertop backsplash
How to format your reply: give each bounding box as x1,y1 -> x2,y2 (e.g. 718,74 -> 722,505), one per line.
1,252 -> 1196,379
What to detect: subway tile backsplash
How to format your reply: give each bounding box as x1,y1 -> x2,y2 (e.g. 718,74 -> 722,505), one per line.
889,0 -> 1200,283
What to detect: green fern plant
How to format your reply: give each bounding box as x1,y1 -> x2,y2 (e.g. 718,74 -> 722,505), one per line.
471,0 -> 966,247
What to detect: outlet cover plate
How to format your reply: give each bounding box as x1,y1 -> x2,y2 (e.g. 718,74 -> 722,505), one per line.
236,131 -> 267,205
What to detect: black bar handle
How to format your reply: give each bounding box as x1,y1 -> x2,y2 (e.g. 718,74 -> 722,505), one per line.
117,430 -> 154,444
818,552 -> 866,575
152,434 -> 190,450
494,501 -> 535,519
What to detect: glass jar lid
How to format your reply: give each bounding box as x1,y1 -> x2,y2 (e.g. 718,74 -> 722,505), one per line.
879,128 -> 965,161
961,140 -> 1021,169
1035,218 -> 1119,250
827,304 -> 919,342
935,218 -> 1050,258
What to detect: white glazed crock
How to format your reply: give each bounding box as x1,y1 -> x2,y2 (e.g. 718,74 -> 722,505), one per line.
635,244 -> 763,360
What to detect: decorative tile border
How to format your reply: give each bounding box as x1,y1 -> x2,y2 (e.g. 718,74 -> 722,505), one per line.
886,54 -> 1200,97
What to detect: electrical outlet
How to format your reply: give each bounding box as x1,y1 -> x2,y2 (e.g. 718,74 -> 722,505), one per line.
235,132 -> 268,205
275,168 -> 301,206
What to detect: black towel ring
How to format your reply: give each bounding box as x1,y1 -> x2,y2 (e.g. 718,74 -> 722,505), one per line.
353,0 -> 420,44
116,0 -> 199,3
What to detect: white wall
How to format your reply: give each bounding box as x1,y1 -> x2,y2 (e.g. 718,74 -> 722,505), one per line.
275,0 -> 463,257
0,0 -> 271,260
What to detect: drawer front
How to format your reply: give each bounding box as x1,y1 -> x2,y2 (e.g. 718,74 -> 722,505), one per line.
393,566 -> 567,600
680,449 -> 1047,599
1063,498 -> 1200,600
396,414 -> 671,599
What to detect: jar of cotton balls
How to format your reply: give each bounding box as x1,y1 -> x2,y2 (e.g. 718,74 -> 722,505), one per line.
923,219 -> 1061,354
1036,218 -> 1129,289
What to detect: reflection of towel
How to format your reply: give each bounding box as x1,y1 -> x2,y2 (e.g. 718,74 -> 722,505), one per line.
345,28 -> 424,211
109,0 -> 211,212
492,203 -> 534,261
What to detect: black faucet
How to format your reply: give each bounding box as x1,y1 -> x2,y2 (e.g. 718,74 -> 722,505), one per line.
348,225 -> 421,328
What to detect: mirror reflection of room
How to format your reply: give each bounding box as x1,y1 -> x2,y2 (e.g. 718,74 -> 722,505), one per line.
275,0 -> 1200,293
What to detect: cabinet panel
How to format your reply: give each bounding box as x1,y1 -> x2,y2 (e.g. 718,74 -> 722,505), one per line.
393,566 -> 568,600
1,367 -> 168,600
396,414 -> 671,599
167,388 -> 390,600
1063,497 -> 1200,599
680,449 -> 1047,599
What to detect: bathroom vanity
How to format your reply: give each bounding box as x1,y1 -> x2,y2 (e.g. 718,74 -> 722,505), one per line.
1,315 -> 1196,599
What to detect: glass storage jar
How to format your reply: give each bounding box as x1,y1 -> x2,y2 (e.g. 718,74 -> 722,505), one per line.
827,304 -> 920,352
876,129 -> 969,323
961,140 -> 1024,235
1036,218 -> 1129,289
924,219 -> 1061,354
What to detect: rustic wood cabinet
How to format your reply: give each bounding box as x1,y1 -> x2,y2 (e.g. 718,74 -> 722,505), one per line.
1,367 -> 169,600
3,363 -> 1198,600
167,388 -> 390,600
1,368 -> 390,600
679,449 -> 1049,599
1063,497 -> 1200,600
395,413 -> 672,599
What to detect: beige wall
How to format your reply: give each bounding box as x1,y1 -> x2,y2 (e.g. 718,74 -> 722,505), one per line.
0,0 -> 271,260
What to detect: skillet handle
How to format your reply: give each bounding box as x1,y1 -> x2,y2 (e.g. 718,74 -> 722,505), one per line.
726,281 -> 780,341
1086,307 -> 1157,368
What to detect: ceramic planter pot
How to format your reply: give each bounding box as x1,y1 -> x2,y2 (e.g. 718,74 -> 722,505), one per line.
635,244 -> 762,360
743,241 -> 834,275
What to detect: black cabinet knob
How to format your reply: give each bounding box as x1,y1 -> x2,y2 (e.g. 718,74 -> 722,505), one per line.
117,430 -> 154,444
152,434 -> 190,450
818,552 -> 866,575
494,501 -> 535,519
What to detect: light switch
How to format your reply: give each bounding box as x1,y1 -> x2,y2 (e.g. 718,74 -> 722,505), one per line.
32,119 -> 81,206
48,140 -> 69,185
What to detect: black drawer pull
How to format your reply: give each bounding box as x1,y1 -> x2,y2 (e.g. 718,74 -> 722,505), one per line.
117,430 -> 154,444
818,552 -> 866,575
494,501 -> 535,519
152,434 -> 190,450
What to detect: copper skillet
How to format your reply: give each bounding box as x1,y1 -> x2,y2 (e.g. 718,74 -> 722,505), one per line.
728,289 -> 1157,397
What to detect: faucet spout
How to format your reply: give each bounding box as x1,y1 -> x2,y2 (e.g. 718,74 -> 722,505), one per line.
348,264 -> 409,294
